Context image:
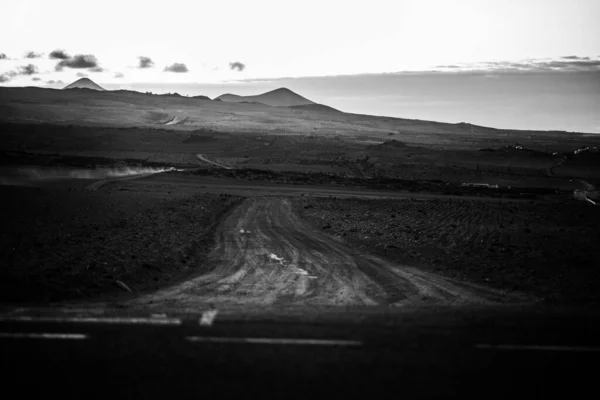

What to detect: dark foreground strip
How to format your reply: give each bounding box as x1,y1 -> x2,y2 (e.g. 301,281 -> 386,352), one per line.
475,344 -> 600,352
0,331 -> 360,346
186,336 -> 362,346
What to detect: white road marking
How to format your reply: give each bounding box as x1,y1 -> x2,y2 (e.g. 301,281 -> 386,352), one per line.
0,332 -> 88,340
0,316 -> 182,325
199,310 -> 218,326
475,344 -> 600,352
186,336 -> 362,346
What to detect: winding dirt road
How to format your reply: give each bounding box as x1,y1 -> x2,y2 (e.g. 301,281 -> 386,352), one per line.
130,197 -> 520,310
196,154 -> 232,169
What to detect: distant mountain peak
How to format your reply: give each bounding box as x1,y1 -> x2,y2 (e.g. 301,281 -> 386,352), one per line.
214,87 -> 314,107
271,87 -> 294,93
63,78 -> 105,91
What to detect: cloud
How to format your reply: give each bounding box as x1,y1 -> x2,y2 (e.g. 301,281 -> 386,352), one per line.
0,74 -> 10,83
164,63 -> 188,73
229,61 -> 245,71
49,49 -> 70,60
562,55 -> 590,61
138,56 -> 154,68
114,72 -> 124,78
46,80 -> 64,84
18,64 -> 38,75
32,77 -> 41,81
89,66 -> 105,72
24,51 -> 43,59
541,59 -> 600,70
55,54 -> 99,70
76,72 -> 88,77
431,57 -> 600,73
0,53 -> 7,60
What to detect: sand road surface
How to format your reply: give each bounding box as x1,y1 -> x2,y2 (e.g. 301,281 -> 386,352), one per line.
130,198 -> 520,310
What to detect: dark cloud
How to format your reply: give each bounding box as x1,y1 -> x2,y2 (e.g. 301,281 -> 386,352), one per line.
32,77 -> 41,81
0,71 -> 19,83
114,72 -> 124,78
164,63 -> 188,73
49,49 -> 70,60
24,51 -> 43,59
89,66 -> 105,72
0,53 -> 7,60
18,64 -> 38,75
507,59 -> 600,71
229,61 -> 245,71
138,56 -> 154,68
76,72 -> 88,77
541,59 -> 600,70
55,54 -> 99,71
436,57 -> 600,73
562,55 -> 590,61
484,61 -> 533,70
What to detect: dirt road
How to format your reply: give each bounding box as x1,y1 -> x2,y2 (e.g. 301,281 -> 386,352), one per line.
131,197 -> 522,309
196,154 -> 232,169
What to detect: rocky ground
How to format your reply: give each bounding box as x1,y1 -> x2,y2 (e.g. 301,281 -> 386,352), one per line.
293,196 -> 600,306
0,184 -> 241,303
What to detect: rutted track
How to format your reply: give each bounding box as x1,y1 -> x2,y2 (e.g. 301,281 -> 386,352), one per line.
131,198 -> 522,309
196,154 -> 233,169
84,173 -> 157,191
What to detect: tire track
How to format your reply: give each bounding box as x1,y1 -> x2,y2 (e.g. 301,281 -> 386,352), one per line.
196,154 -> 232,170
130,197 -> 524,309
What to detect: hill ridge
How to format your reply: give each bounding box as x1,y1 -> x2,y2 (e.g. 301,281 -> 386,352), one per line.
215,87 -> 315,107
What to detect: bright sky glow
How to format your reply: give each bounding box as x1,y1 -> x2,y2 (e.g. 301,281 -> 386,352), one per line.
1,0 -> 599,84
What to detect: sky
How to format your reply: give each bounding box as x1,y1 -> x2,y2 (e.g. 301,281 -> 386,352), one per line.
1,0 -> 599,132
